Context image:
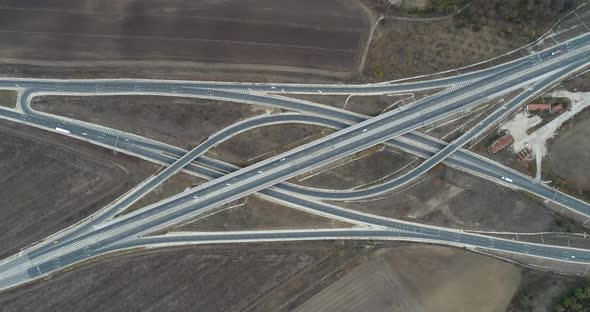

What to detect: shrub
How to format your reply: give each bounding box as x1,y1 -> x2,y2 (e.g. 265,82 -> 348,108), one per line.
374,69 -> 384,78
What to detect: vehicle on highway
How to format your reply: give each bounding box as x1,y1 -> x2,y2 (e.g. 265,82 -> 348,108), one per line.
502,177 -> 514,183
501,176 -> 513,183
55,127 -> 71,134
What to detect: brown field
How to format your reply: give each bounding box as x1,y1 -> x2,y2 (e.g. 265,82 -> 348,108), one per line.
208,123 -> 333,167
294,245 -> 520,312
294,146 -> 417,190
0,240 -> 528,312
0,118 -> 157,259
365,18 -> 520,81
0,0 -> 371,78
545,106 -> 590,192
0,244 -> 330,312
336,165 -> 562,232
32,95 -> 269,149
176,195 -> 351,232
565,72 -> 590,92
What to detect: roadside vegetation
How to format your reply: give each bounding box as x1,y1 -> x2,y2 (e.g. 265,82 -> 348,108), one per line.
507,269 -> 579,312
403,0 -> 469,16
552,281 -> 590,312
396,0 -> 577,20
362,0 -> 579,81
454,0 -> 576,37
0,89 -> 17,109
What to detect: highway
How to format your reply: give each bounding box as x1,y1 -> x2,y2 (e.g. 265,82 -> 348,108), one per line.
21,96 -> 590,262
32,49 -> 587,246
9,45 -> 587,213
0,32 -> 589,291
116,229 -> 590,264
37,113 -> 350,247
274,61 -> 584,200
14,43 -> 590,212
18,197 -> 590,288
1,56 -> 588,249
19,46 -> 590,258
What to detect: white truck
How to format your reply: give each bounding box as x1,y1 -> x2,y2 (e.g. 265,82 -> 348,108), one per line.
501,176 -> 513,183
55,127 -> 71,134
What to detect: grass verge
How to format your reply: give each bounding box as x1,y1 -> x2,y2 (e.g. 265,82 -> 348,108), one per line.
0,90 -> 17,109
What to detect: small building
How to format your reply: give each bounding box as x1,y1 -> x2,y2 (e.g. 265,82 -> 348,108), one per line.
527,104 -> 551,112
488,134 -> 514,154
527,103 -> 564,115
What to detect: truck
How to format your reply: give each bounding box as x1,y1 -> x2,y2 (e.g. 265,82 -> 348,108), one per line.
55,127 -> 71,134
551,49 -> 562,56
501,176 -> 513,183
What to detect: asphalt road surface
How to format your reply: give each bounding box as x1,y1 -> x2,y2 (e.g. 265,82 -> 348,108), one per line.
0,33 -> 589,291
